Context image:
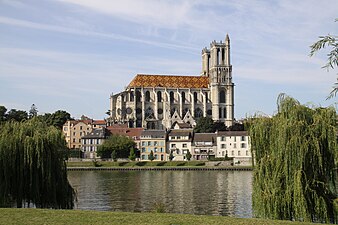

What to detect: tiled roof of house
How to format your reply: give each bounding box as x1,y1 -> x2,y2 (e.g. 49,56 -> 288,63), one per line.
128,74 -> 209,89
193,133 -> 217,145
107,127 -> 144,140
168,129 -> 193,137
82,128 -> 106,139
140,130 -> 167,139
92,120 -> 106,125
216,131 -> 248,136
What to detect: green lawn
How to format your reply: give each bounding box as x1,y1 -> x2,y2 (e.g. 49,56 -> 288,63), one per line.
0,208 -> 318,225
66,161 -> 208,167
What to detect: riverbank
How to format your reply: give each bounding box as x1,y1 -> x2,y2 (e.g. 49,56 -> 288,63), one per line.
66,161 -> 253,170
0,208 -> 317,225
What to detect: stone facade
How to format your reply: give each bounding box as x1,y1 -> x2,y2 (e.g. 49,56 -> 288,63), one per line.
109,35 -> 234,130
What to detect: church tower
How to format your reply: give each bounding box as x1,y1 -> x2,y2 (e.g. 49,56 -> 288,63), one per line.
202,34 -> 234,127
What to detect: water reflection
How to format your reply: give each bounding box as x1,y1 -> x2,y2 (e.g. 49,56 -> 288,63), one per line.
68,170 -> 252,218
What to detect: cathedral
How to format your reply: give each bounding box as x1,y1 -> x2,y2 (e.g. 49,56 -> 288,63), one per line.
109,35 -> 234,130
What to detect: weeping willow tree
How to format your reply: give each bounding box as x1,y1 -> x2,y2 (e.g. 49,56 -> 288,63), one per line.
249,94 -> 338,223
0,118 -> 75,208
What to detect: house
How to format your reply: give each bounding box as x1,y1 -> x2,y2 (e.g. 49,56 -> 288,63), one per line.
81,128 -> 108,159
167,129 -> 193,161
216,131 -> 251,166
140,130 -> 167,161
191,133 -> 217,160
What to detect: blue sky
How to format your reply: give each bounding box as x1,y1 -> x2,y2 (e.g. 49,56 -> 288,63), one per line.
0,0 -> 337,120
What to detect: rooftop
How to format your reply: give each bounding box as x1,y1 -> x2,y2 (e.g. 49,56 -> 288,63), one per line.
128,74 -> 209,89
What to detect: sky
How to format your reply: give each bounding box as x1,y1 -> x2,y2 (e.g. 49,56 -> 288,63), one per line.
0,0 -> 337,120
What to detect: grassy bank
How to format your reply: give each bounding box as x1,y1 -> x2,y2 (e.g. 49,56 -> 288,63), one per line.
0,208 -> 318,225
67,160 -> 207,167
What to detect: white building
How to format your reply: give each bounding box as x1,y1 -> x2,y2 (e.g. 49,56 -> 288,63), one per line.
216,131 -> 252,166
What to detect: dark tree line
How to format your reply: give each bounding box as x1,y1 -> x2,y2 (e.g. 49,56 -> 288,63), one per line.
0,105 -> 72,129
194,117 -> 244,133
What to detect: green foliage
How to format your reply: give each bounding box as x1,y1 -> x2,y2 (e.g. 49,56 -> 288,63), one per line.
194,117 -> 214,133
28,104 -> 38,118
111,150 -> 117,161
128,148 -> 136,161
6,109 -> 28,122
0,118 -> 75,208
0,106 -> 7,123
249,94 -> 337,223
97,135 -> 136,159
152,202 -> 166,213
310,19 -> 337,99
186,150 -> 192,161
148,150 -> 155,161
169,151 -> 174,161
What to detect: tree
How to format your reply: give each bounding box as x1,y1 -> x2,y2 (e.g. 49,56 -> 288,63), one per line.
28,104 -> 38,118
128,148 -> 136,161
310,19 -> 337,99
249,94 -> 337,223
49,110 -> 72,129
194,117 -> 214,133
97,135 -> 136,159
148,150 -> 155,161
111,150 -> 117,162
6,109 -> 28,122
185,150 -> 192,161
0,106 -> 7,123
0,118 -> 75,208
169,151 -> 174,161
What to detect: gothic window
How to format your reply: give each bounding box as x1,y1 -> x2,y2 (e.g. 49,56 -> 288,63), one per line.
130,91 -> 134,102
195,107 -> 203,118
145,91 -> 151,102
181,92 -> 186,103
194,92 -> 198,103
223,108 -> 227,119
136,90 -> 141,102
219,107 -> 222,118
170,91 -> 174,103
220,90 -> 226,103
157,91 -> 162,102
205,92 -> 208,103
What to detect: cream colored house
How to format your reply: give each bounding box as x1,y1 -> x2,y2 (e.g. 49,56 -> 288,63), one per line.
167,129 -> 193,161
140,130 -> 167,161
216,131 -> 251,165
62,119 -> 106,149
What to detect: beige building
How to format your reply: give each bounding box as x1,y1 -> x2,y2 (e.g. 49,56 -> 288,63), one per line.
140,130 -> 167,161
191,133 -> 217,160
62,119 -> 106,149
109,35 -> 235,130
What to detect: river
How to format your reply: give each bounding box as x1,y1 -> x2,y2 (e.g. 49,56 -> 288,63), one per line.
67,170 -> 253,218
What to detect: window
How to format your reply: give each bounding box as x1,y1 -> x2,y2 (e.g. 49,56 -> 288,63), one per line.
142,148 -> 146,152
80,126 -> 83,130
220,90 -> 225,103
221,144 -> 226,149
234,143 -> 237,148
171,144 -> 176,148
72,138 -> 75,142
234,136 -> 237,141
142,155 -> 145,160
80,132 -> 82,136
157,91 -> 162,102
148,141 -> 151,146
64,127 -> 68,131
241,136 -> 246,141
177,136 -> 181,140
169,91 -> 174,103
238,151 -> 241,156
136,90 -> 141,102
246,151 -> 249,156
182,92 -> 186,103
171,136 -> 176,140
154,147 -> 157,152
241,143 -> 246,148
221,136 -> 225,141
194,92 -> 198,103
142,141 -> 146,146
145,91 -> 150,102
183,143 -> 187,148
231,150 -> 234,156
130,91 -> 134,101
154,141 -> 158,146
223,108 -> 226,119
222,151 -> 225,156
73,132 -> 76,136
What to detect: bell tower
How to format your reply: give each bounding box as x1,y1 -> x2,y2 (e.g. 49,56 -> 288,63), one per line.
201,34 -> 234,127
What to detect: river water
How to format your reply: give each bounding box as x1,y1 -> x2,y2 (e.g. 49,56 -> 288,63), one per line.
67,170 -> 253,218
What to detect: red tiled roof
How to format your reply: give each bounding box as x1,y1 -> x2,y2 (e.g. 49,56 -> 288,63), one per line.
128,74 -> 209,88
106,127 -> 144,140
92,120 -> 106,125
